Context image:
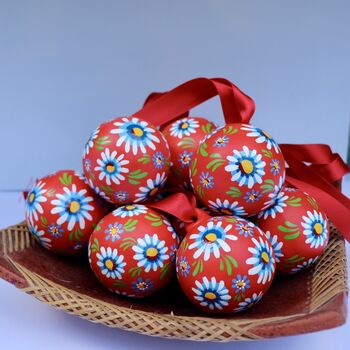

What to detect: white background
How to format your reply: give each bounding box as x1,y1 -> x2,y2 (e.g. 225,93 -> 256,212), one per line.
0,0 -> 350,189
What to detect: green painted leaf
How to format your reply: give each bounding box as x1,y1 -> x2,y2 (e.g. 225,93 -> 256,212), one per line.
120,237 -> 137,251
128,169 -> 148,179
209,153 -> 223,159
160,261 -> 172,280
128,266 -> 142,277
307,195 -> 319,210
124,219 -> 138,232
284,231 -> 300,240
199,142 -> 208,157
225,255 -> 238,268
40,216 -> 48,227
262,149 -> 273,158
95,136 -> 111,146
112,280 -> 127,288
91,238 -> 99,253
59,172 -> 73,186
178,137 -> 196,149
46,189 -> 55,197
137,154 -> 151,164
101,185 -> 114,195
128,178 -> 141,185
192,260 -> 202,277
191,158 -> 198,177
223,126 -> 238,135
286,196 -> 302,207
226,187 -> 242,198
202,123 -> 214,134
206,159 -> 225,172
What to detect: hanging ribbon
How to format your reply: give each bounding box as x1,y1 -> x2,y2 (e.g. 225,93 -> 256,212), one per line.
134,77 -> 255,127
137,77 -> 350,242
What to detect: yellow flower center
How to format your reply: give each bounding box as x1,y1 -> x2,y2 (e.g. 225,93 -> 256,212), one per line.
202,178 -> 209,185
249,194 -> 257,200
181,122 -> 189,129
137,282 -> 147,290
273,162 -> 279,169
240,159 -> 254,174
125,205 -> 135,210
220,208 -> 232,215
261,251 -> 270,264
157,157 -> 162,164
149,187 -> 159,196
132,127 -> 144,137
105,259 -> 114,270
180,262 -> 187,270
262,130 -> 272,139
146,247 -> 159,259
313,222 -> 323,235
69,201 -> 80,213
106,163 -> 115,173
217,138 -> 224,144
182,155 -> 190,163
205,232 -> 217,243
110,227 -> 119,235
29,192 -> 35,203
237,281 -> 245,288
204,292 -> 217,300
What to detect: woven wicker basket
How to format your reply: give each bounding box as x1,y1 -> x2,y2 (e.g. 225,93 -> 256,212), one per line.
0,221 -> 347,342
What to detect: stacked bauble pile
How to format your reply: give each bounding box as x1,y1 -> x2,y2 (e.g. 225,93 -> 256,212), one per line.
25,115 -> 329,314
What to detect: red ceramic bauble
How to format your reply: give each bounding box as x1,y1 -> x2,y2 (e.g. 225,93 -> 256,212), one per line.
25,170 -> 107,255
161,117 -> 217,189
190,124 -> 286,217
82,116 -> 171,204
88,204 -> 179,297
256,187 -> 329,274
176,215 -> 276,314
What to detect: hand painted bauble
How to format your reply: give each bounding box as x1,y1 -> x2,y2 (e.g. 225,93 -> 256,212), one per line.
190,124 -> 286,217
88,204 -> 179,297
256,187 -> 329,274
25,170 -> 107,255
82,116 -> 171,205
176,216 -> 276,313
161,117 -> 217,189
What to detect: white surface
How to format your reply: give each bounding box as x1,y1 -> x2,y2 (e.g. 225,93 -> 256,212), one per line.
0,183 -> 349,350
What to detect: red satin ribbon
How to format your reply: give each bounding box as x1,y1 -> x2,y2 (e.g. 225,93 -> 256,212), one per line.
134,77 -> 255,126
137,77 -> 350,242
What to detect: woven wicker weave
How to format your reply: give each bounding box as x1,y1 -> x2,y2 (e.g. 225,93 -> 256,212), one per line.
0,221 -> 348,342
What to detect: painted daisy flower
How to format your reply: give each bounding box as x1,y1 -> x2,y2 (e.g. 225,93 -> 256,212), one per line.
135,172 -> 167,202
177,257 -> 190,277
169,117 -> 199,138
178,150 -> 193,168
163,217 -> 178,240
30,224 -> 52,249
232,275 -> 251,294
235,220 -> 255,238
132,234 -> 169,272
50,185 -> 94,231
264,230 -> 284,263
188,221 -> 237,261
26,181 -> 47,223
241,124 -> 280,154
246,237 -> 275,284
84,126 -> 100,156
113,204 -> 147,218
199,172 -> 214,189
111,117 -> 160,155
86,178 -> 110,202
259,189 -> 289,219
290,257 -> 319,274
113,290 -> 136,298
84,158 -> 92,173
96,247 -> 126,279
114,190 -> 129,203
270,159 -> 280,176
225,146 -> 266,189
301,210 -> 328,249
192,277 -> 231,311
214,135 -> 229,148
244,189 -> 262,203
152,152 -> 165,169
132,277 -> 154,292
234,292 -> 263,312
208,198 -> 247,216
48,223 -> 63,238
104,222 -> 124,241
94,148 -> 129,186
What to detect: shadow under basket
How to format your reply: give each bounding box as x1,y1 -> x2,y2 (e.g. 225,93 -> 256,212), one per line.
0,221 -> 348,342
